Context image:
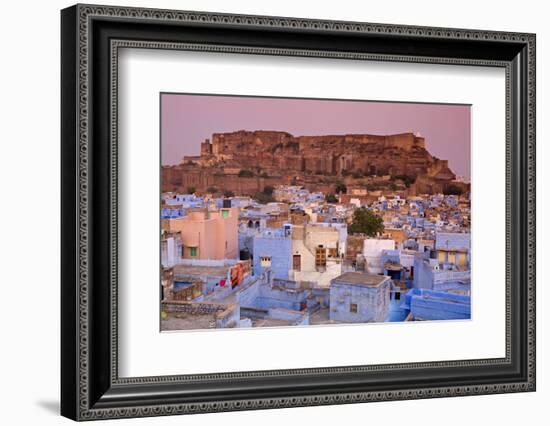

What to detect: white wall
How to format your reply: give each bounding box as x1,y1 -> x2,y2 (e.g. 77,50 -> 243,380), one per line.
0,0 -> 547,425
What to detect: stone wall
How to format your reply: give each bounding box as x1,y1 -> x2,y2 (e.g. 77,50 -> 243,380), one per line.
161,166 -> 285,195
215,304 -> 240,328
161,300 -> 240,329
344,233 -> 364,264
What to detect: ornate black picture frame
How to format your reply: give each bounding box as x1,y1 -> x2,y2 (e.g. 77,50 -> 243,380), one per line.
61,3 -> 536,421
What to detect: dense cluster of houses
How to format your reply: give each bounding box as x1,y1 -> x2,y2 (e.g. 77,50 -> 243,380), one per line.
160,186 -> 471,330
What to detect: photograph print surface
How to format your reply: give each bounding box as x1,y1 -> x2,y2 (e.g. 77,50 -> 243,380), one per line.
160,93 -> 471,331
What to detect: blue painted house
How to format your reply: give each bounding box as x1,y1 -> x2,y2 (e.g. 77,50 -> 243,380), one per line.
413,251 -> 470,291
252,228 -> 292,280
161,207 -> 186,219
381,249 -> 403,281
329,272 -> 392,323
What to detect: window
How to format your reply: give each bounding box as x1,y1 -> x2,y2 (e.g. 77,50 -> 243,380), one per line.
189,247 -> 198,257
315,247 -> 327,267
260,256 -> 272,267
448,251 -> 456,264
161,241 -> 167,257
293,254 -> 301,271
395,291 -> 401,301
350,303 -> 358,313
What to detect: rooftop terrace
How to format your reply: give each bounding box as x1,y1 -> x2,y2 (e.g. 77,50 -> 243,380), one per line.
173,264 -> 229,277
331,272 -> 390,287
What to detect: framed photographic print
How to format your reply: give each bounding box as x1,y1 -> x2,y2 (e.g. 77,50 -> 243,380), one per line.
61,4 -> 536,421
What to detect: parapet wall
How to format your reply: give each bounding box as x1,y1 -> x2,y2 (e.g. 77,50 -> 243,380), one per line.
209,130 -> 425,156
385,133 -> 425,150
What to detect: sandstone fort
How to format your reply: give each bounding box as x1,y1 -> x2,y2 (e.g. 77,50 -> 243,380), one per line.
161,130 -> 468,196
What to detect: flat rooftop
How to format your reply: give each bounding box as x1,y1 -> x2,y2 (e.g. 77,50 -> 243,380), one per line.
331,272 -> 389,287
160,311 -> 215,331
251,318 -> 296,328
173,264 -> 229,277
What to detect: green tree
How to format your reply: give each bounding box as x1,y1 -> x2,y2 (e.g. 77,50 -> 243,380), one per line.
263,185 -> 275,196
186,186 -> 196,194
325,194 -> 338,203
348,208 -> 384,236
223,190 -> 235,198
335,182 -> 347,194
254,185 -> 276,204
206,186 -> 218,193
254,192 -> 275,204
392,174 -> 415,188
443,184 -> 464,195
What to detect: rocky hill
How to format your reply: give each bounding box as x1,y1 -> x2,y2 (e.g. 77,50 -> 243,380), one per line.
162,130 -> 463,196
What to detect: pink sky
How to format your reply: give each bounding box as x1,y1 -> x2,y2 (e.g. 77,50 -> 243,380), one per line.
161,93 -> 471,179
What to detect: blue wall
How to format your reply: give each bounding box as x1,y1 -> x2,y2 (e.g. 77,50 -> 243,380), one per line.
235,278 -> 308,311
255,285 -> 307,310
413,254 -> 435,290
329,281 -> 391,323
388,298 -> 409,322
253,232 -> 292,280
235,278 -> 262,306
403,288 -> 471,320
